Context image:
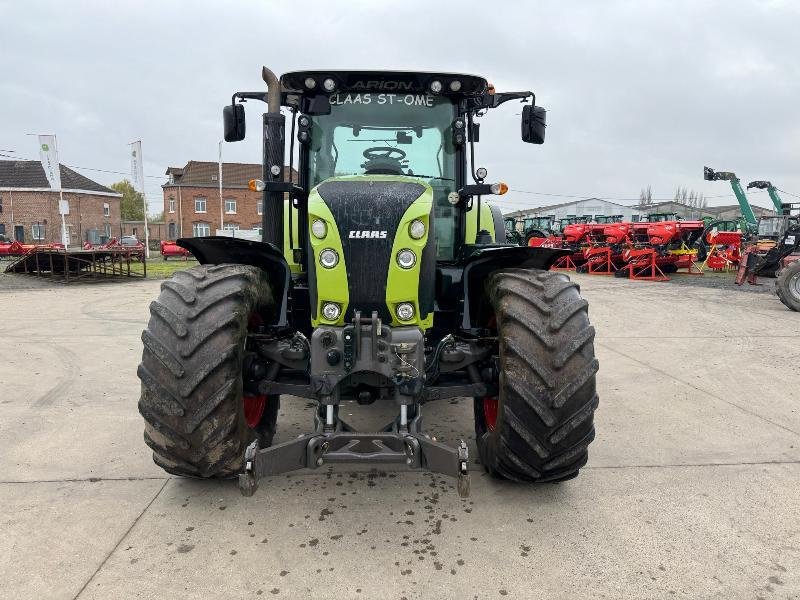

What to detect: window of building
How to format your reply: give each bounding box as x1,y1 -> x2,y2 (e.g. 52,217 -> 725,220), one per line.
32,224 -> 45,240
168,197 -> 175,213
225,198 -> 237,214
223,223 -> 240,231
132,228 -> 138,236
168,222 -> 177,239
0,224 -> 5,236
257,200 -> 263,215
103,203 -> 110,217
104,224 -> 112,238
195,197 -> 207,213
0,196 -> 3,214
193,222 -> 210,237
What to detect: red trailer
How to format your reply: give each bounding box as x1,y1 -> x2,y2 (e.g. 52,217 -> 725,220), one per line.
160,240 -> 192,260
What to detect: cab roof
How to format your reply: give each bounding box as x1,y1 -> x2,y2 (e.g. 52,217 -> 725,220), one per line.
281,70 -> 488,98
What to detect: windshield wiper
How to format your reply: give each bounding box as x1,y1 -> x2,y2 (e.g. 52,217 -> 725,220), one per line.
401,174 -> 454,181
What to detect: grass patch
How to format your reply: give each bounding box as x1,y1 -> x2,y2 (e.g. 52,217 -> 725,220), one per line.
128,257 -> 199,279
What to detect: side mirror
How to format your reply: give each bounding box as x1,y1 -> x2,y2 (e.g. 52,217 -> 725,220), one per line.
521,105 -> 546,144
223,104 -> 246,142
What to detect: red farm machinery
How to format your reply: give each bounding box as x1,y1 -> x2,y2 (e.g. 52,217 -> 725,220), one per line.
539,213 -> 707,280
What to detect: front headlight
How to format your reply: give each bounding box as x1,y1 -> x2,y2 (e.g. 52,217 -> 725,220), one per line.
409,219 -> 426,239
311,219 -> 327,239
319,248 -> 339,269
322,302 -> 341,321
396,249 -> 416,269
396,302 -> 415,321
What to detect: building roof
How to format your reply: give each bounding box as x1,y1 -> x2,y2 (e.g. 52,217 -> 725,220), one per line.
635,201 -> 775,216
0,160 -> 120,195
163,161 -> 297,189
504,197 -> 638,218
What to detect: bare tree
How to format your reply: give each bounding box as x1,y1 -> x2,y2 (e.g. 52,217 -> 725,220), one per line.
673,187 -> 705,208
639,185 -> 653,205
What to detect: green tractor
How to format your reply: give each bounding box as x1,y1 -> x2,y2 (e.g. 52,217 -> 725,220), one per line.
137,68 -> 599,497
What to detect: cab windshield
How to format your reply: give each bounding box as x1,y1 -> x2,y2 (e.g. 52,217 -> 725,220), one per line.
309,92 -> 458,259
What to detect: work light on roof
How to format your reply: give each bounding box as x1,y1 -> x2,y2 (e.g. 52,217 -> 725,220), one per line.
449,80 -> 462,92
429,80 -> 443,94
304,77 -> 316,90
322,78 -> 336,92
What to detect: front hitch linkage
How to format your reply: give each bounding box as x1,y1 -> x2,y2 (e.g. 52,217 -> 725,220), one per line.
239,433 -> 470,498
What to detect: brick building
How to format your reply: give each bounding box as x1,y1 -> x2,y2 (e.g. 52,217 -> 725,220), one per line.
119,220 -> 168,242
0,160 -> 122,245
162,161 -> 296,239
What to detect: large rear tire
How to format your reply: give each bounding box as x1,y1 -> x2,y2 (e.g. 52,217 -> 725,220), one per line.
137,264 -> 277,478
474,269 -> 599,482
776,261 -> 800,312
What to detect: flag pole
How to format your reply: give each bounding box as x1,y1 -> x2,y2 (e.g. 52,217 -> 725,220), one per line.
54,136 -> 68,247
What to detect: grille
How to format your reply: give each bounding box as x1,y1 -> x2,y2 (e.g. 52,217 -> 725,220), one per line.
317,180 -> 424,322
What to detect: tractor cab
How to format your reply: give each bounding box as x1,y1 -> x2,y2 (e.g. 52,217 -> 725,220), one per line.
757,214 -> 799,241
594,215 -> 624,224
643,212 -> 681,223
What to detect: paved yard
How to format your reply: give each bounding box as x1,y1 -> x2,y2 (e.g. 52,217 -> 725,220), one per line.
1,272 -> 798,599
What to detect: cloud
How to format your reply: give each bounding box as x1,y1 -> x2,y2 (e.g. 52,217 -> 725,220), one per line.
2,0 -> 798,212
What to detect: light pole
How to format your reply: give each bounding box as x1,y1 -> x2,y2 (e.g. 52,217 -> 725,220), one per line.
219,141 -> 224,233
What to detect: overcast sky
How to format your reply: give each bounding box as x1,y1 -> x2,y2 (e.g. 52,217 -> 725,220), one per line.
3,0 -> 799,214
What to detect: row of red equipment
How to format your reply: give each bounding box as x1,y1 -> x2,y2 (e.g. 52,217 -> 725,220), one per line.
0,240 -> 64,257
529,220 -> 743,281
2,238 -> 191,261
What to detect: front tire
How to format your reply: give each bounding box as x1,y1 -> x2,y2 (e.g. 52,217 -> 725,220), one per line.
475,269 -> 599,482
137,264 -> 277,478
776,261 -> 800,312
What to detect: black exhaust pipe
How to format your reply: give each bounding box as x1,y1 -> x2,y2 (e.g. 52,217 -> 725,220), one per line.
261,66 -> 285,250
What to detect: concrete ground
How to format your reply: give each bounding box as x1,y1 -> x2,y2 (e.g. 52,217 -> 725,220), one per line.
1,272 -> 798,600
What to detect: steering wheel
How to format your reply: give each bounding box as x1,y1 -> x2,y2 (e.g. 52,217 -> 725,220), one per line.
363,146 -> 406,161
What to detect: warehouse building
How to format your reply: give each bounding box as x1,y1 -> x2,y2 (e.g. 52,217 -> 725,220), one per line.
505,198 -> 644,224
632,201 -> 775,221
0,160 -> 121,245
162,161 -> 296,239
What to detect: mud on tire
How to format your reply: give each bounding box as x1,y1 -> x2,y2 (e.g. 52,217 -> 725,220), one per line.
474,268 -> 599,482
137,264 -> 276,478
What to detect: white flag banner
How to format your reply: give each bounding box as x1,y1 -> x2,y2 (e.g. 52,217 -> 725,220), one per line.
38,135 -> 62,190
131,140 -> 145,193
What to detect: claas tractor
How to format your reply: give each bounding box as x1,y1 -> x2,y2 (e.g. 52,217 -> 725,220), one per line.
137,68 -> 599,497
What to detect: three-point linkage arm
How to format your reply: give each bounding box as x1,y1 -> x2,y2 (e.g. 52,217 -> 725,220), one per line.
747,180 -> 784,213
704,166 -> 758,231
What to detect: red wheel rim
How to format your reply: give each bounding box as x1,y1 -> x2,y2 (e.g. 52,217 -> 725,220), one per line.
243,394 -> 267,428
483,396 -> 498,431
243,311 -> 266,428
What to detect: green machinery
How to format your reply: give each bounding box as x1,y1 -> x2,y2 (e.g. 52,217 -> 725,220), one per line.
136,68 -> 599,497
747,180 -> 785,213
704,166 -> 758,233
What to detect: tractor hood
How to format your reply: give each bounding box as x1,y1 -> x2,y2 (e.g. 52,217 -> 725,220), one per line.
306,176 -> 436,327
